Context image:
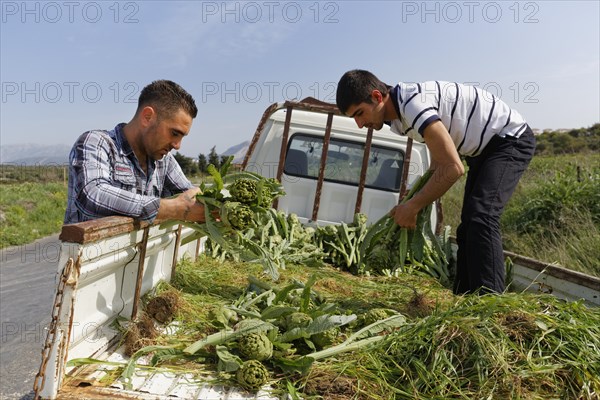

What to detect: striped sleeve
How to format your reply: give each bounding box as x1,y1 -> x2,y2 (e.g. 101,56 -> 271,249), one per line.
401,83 -> 441,136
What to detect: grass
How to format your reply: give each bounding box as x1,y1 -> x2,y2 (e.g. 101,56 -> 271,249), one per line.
116,256 -> 599,399
441,153 -> 600,277
0,182 -> 67,248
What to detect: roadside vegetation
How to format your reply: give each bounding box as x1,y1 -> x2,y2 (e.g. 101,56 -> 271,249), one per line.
0,165 -> 68,248
1,125 -> 598,278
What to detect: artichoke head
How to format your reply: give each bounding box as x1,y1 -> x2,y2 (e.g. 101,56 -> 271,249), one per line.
229,178 -> 258,204
311,327 -> 340,349
284,312 -> 313,330
361,308 -> 391,326
238,332 -> 273,361
222,202 -> 253,230
353,213 -> 368,227
236,360 -> 269,391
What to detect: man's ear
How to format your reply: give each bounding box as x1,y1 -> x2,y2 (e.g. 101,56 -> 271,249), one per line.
371,89 -> 384,103
140,106 -> 157,126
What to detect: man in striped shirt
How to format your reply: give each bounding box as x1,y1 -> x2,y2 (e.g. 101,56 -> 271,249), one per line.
64,80 -> 207,225
336,69 -> 535,295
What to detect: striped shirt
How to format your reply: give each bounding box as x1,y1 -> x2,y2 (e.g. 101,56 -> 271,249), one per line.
388,81 -> 528,157
64,123 -> 193,224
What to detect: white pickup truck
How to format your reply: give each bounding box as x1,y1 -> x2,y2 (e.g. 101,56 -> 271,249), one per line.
33,99 -> 600,399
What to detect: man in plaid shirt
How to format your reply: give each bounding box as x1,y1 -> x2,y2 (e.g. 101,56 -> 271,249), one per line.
64,80 -> 207,224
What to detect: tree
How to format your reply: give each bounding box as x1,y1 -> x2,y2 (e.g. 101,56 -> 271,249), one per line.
198,153 -> 208,173
173,152 -> 198,176
208,146 -> 220,168
220,155 -> 231,167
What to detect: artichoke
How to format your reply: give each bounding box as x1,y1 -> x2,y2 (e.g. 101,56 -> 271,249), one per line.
353,212 -> 368,227
287,213 -> 300,226
285,312 -> 313,330
311,327 -> 340,349
229,178 -> 258,204
238,332 -> 273,361
236,360 -> 269,391
222,201 -> 253,230
361,308 -> 391,326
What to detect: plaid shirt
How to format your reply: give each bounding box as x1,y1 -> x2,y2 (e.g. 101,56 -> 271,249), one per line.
64,123 -> 193,224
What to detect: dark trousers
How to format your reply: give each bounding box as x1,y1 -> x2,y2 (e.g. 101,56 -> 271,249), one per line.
453,126 -> 536,295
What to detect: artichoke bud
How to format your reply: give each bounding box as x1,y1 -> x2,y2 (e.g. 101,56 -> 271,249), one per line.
236,360 -> 269,391
222,202 -> 253,230
361,308 -> 391,326
229,178 -> 258,204
311,327 -> 340,349
238,332 -> 273,361
353,213 -> 368,226
284,312 -> 313,330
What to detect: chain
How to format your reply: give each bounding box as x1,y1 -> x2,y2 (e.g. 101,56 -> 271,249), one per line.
33,257 -> 79,399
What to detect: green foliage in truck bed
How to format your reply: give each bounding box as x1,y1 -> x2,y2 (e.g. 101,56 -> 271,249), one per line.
72,257 -> 600,400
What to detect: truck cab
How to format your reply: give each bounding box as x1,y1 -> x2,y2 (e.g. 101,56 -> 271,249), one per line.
242,98 -> 438,229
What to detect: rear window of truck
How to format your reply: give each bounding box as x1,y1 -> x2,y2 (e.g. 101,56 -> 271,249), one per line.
284,133 -> 405,192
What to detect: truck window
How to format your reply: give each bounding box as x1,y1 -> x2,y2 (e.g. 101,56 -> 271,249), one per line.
284,133 -> 404,192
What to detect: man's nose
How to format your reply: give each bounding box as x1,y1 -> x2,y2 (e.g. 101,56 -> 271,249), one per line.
172,138 -> 182,150
354,116 -> 364,129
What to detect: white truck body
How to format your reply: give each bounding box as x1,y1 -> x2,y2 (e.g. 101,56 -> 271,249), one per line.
34,100 -> 600,399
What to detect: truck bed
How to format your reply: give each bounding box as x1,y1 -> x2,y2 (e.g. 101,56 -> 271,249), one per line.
59,338 -> 277,399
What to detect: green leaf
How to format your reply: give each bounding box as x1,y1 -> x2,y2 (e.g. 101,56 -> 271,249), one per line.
207,164 -> 223,191
219,156 -> 234,178
216,345 -> 243,372
273,355 -> 315,375
261,305 -> 298,320
347,314 -> 407,342
300,274 -> 318,313
398,228 -> 408,269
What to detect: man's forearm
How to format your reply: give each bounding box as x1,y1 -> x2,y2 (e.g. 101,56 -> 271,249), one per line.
76,181 -> 161,222
408,163 -> 463,211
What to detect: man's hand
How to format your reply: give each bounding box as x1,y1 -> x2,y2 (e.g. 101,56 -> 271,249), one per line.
178,187 -> 205,222
156,187 -> 206,223
389,201 -> 420,229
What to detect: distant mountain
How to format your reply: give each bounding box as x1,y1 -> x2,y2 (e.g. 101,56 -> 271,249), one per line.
221,140 -> 250,164
1,140 -> 251,166
0,143 -> 71,165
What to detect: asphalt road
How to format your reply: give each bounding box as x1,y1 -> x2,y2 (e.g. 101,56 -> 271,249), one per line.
0,235 -> 61,400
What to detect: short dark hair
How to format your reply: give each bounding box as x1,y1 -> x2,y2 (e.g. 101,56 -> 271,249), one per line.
137,80 -> 198,119
336,69 -> 390,114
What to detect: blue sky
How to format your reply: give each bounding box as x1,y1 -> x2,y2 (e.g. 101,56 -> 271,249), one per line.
1,0 -> 599,158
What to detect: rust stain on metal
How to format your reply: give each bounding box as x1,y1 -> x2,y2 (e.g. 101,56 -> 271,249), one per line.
34,253 -> 84,399
131,227 -> 150,320
57,384 -> 144,399
60,216 -> 149,244
273,105 -> 293,210
284,98 -> 343,116
170,225 -> 183,277
242,98 -> 342,171
312,113 -> 334,221
435,199 -> 444,235
61,252 -> 82,388
355,127 -> 374,214
242,102 -> 280,170
398,137 -> 414,202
